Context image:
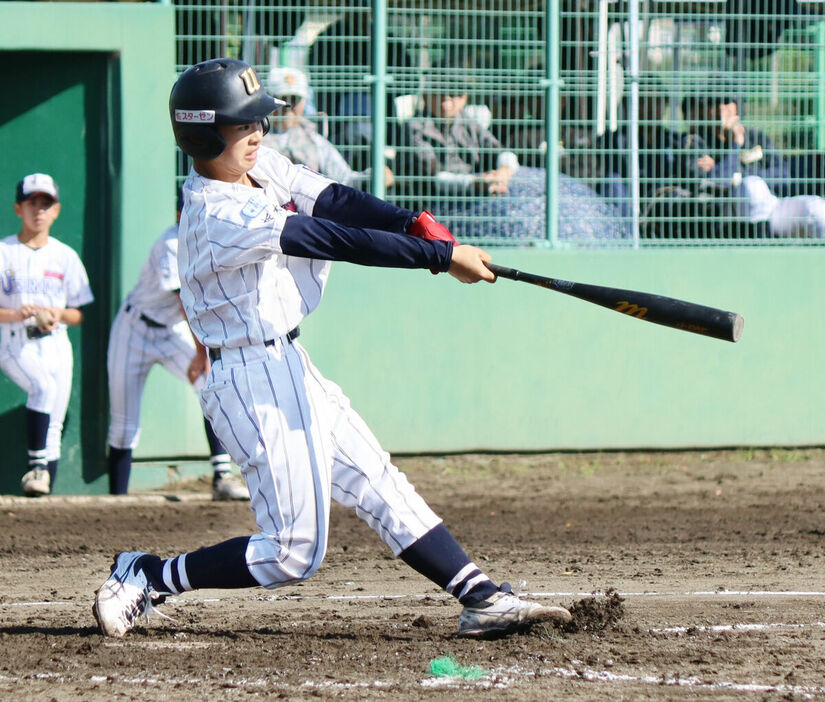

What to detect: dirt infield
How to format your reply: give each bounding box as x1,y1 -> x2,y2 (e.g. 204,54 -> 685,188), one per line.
2,448 -> 825,700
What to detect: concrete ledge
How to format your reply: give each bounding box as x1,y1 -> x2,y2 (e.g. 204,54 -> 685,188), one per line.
0,493 -> 213,506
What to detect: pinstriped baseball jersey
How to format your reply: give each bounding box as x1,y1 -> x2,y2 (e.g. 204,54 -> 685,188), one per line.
124,225 -> 185,327
0,234 -> 93,357
178,146 -> 334,349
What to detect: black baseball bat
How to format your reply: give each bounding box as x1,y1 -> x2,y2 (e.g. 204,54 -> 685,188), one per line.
485,263 -> 744,343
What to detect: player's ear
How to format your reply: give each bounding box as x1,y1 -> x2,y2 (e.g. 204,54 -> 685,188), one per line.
13,202 -> 22,218
52,202 -> 61,218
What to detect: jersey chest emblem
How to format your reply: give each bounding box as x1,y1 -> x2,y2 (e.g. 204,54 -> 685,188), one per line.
241,193 -> 268,220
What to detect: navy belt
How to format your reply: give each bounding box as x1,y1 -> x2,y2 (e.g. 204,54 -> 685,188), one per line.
208,327 -> 300,363
125,304 -> 165,328
26,326 -> 52,340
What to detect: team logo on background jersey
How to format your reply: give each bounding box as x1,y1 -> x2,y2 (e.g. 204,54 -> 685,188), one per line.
1,269 -> 14,295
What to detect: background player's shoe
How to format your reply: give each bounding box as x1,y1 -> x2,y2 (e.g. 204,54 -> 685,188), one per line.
21,468 -> 50,497
93,552 -> 168,637
458,585 -> 572,638
212,471 -> 249,501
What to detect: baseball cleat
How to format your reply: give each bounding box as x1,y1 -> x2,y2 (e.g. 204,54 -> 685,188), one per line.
212,471 -> 249,501
21,467 -> 50,497
458,586 -> 572,638
93,552 -> 169,637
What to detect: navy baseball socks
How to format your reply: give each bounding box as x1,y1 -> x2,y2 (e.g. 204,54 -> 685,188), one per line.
399,523 -> 499,606
21,409 -> 50,497
94,527 -> 571,637
400,524 -> 572,637
107,446 -> 132,495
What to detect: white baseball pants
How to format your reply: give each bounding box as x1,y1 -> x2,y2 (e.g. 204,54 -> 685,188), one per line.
200,337 -> 441,588
107,304 -> 203,450
0,330 -> 73,461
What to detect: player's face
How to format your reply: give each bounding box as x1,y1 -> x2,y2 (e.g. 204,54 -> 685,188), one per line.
13,195 -> 61,234
210,122 -> 264,182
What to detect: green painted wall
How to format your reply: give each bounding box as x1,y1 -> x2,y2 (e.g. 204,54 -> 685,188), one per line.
0,3 -> 175,494
296,247 -> 820,451
137,247 -> 824,461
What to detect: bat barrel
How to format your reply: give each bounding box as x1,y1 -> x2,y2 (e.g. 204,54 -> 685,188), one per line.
486,263 -> 744,343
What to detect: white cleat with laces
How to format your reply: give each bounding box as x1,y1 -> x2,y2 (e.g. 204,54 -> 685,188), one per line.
458,584 -> 572,638
93,551 -> 172,637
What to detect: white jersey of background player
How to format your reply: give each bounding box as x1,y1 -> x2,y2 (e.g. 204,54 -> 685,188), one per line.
106,214 -> 248,500
0,173 -> 93,497
94,59 -> 572,640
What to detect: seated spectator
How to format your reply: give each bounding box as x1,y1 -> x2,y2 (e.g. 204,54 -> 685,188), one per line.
263,67 -> 394,191
393,72 -> 628,242
683,92 -> 825,238
681,92 -> 791,197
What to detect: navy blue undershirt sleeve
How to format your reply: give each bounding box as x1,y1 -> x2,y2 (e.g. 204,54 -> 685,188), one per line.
280,214 -> 453,271
312,183 -> 417,234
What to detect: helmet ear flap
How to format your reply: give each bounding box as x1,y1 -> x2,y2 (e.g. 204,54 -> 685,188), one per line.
174,123 -> 226,160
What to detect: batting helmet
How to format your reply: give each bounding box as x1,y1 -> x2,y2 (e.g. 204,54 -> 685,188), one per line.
169,58 -> 287,160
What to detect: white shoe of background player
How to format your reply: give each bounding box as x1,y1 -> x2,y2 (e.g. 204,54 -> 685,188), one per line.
458,584 -> 572,637
93,551 -> 170,637
212,471 -> 249,501
21,467 -> 50,497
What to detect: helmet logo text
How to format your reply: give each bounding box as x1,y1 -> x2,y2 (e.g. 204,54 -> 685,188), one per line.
240,67 -> 261,95
175,110 -> 216,123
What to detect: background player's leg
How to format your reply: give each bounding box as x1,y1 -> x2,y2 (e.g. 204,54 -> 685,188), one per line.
203,416 -> 248,500
162,324 -> 248,500
41,334 -> 75,486
1,346 -> 58,496
107,312 -> 156,494
25,408 -> 50,491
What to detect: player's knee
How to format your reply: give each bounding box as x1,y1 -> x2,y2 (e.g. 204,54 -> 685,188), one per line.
26,378 -> 58,413
248,533 -> 326,586
107,416 -> 141,449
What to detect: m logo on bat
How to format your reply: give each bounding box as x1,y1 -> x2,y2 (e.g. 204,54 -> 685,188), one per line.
614,301 -> 647,318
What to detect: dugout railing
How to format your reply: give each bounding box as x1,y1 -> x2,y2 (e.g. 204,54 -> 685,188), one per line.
171,0 -> 825,248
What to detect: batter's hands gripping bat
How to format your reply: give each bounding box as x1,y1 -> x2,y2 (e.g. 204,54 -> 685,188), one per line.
485,263 -> 744,343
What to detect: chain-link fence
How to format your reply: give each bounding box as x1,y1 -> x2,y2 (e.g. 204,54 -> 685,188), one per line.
172,0 -> 825,247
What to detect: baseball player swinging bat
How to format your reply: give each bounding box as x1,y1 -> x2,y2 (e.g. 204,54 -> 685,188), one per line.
485,263 -> 744,343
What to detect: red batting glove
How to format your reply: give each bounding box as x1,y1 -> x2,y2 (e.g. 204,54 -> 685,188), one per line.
408,211 -> 457,274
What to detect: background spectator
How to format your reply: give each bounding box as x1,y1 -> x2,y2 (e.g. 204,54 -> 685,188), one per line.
392,69 -> 628,242
263,67 -> 394,191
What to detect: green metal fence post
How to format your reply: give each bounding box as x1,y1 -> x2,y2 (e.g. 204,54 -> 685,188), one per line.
369,0 -> 388,199
544,0 -> 561,247
818,22 -> 825,152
